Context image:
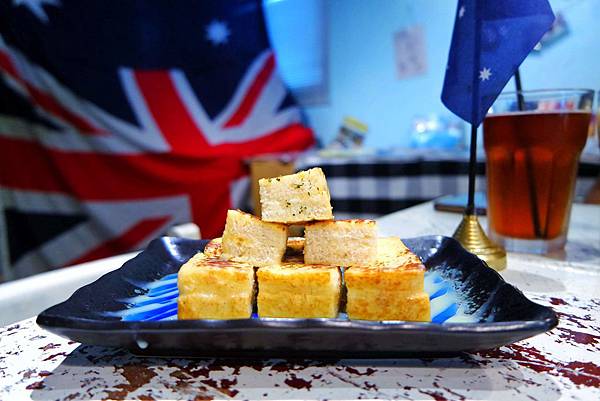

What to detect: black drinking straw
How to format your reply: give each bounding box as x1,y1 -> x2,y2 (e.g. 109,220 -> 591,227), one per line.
514,69 -> 542,237
514,70 -> 526,110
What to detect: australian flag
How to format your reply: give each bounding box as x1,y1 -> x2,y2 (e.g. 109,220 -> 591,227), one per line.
441,0 -> 555,125
0,0 -> 314,278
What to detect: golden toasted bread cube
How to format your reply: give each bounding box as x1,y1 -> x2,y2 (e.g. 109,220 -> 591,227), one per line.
257,263 -> 341,318
345,290 -> 430,322
259,168 -> 333,223
177,253 -> 255,320
304,219 -> 377,267
372,237 -> 423,269
204,236 -> 305,263
203,238 -> 222,258
283,237 -> 305,263
345,237 -> 430,321
221,209 -> 287,267
344,263 -> 425,295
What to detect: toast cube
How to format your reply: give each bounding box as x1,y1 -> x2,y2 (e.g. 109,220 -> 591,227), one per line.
345,290 -> 430,322
372,237 -> 422,268
259,168 -> 333,223
257,263 -> 341,318
203,237 -> 222,258
221,209 -> 287,267
204,236 -> 305,263
177,253 -> 256,319
345,237 -> 430,322
304,219 -> 377,267
283,237 -> 305,263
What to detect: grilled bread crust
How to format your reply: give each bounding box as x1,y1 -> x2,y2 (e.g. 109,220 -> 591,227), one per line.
203,237 -> 222,258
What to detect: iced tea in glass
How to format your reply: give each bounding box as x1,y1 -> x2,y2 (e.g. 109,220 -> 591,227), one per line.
483,89 -> 594,253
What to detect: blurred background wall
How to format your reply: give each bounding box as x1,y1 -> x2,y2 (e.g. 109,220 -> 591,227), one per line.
266,0 -> 600,148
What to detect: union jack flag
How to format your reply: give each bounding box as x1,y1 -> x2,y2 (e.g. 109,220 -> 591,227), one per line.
0,0 -> 314,277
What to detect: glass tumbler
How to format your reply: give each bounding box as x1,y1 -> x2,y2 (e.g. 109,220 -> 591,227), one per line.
483,89 -> 594,254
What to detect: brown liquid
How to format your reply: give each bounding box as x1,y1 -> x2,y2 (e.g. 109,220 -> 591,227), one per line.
483,111 -> 591,239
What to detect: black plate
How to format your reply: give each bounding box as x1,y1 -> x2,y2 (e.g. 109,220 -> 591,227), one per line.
37,236 -> 557,357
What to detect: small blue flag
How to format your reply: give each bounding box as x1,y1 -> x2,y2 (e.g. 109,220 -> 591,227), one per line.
441,0 -> 555,126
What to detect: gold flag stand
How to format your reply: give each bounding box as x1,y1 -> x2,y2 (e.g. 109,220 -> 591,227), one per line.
453,123 -> 507,272
453,214 -> 506,271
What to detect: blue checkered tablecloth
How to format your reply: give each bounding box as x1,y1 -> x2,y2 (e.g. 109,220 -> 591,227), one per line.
295,151 -> 600,219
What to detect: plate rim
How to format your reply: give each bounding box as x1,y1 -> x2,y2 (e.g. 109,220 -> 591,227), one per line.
37,315 -> 557,333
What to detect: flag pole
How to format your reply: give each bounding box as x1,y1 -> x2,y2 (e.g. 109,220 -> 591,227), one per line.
465,124 -> 478,215
452,122 -> 507,271
451,0 -> 506,271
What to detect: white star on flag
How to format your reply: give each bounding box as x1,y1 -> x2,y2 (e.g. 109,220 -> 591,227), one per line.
13,0 -> 60,23
459,5 -> 466,19
205,20 -> 230,46
479,67 -> 492,81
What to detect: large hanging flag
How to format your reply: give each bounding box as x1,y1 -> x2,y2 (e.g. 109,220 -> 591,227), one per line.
441,0 -> 555,125
0,0 -> 314,277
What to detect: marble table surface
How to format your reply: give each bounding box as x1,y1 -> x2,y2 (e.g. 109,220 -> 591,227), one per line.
1,202 -> 599,400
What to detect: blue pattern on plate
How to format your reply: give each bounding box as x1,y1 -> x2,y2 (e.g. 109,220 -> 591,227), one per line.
106,270 -> 480,323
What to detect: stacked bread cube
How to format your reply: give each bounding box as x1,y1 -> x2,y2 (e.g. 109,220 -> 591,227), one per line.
178,253 -> 255,320
178,167 -> 430,321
